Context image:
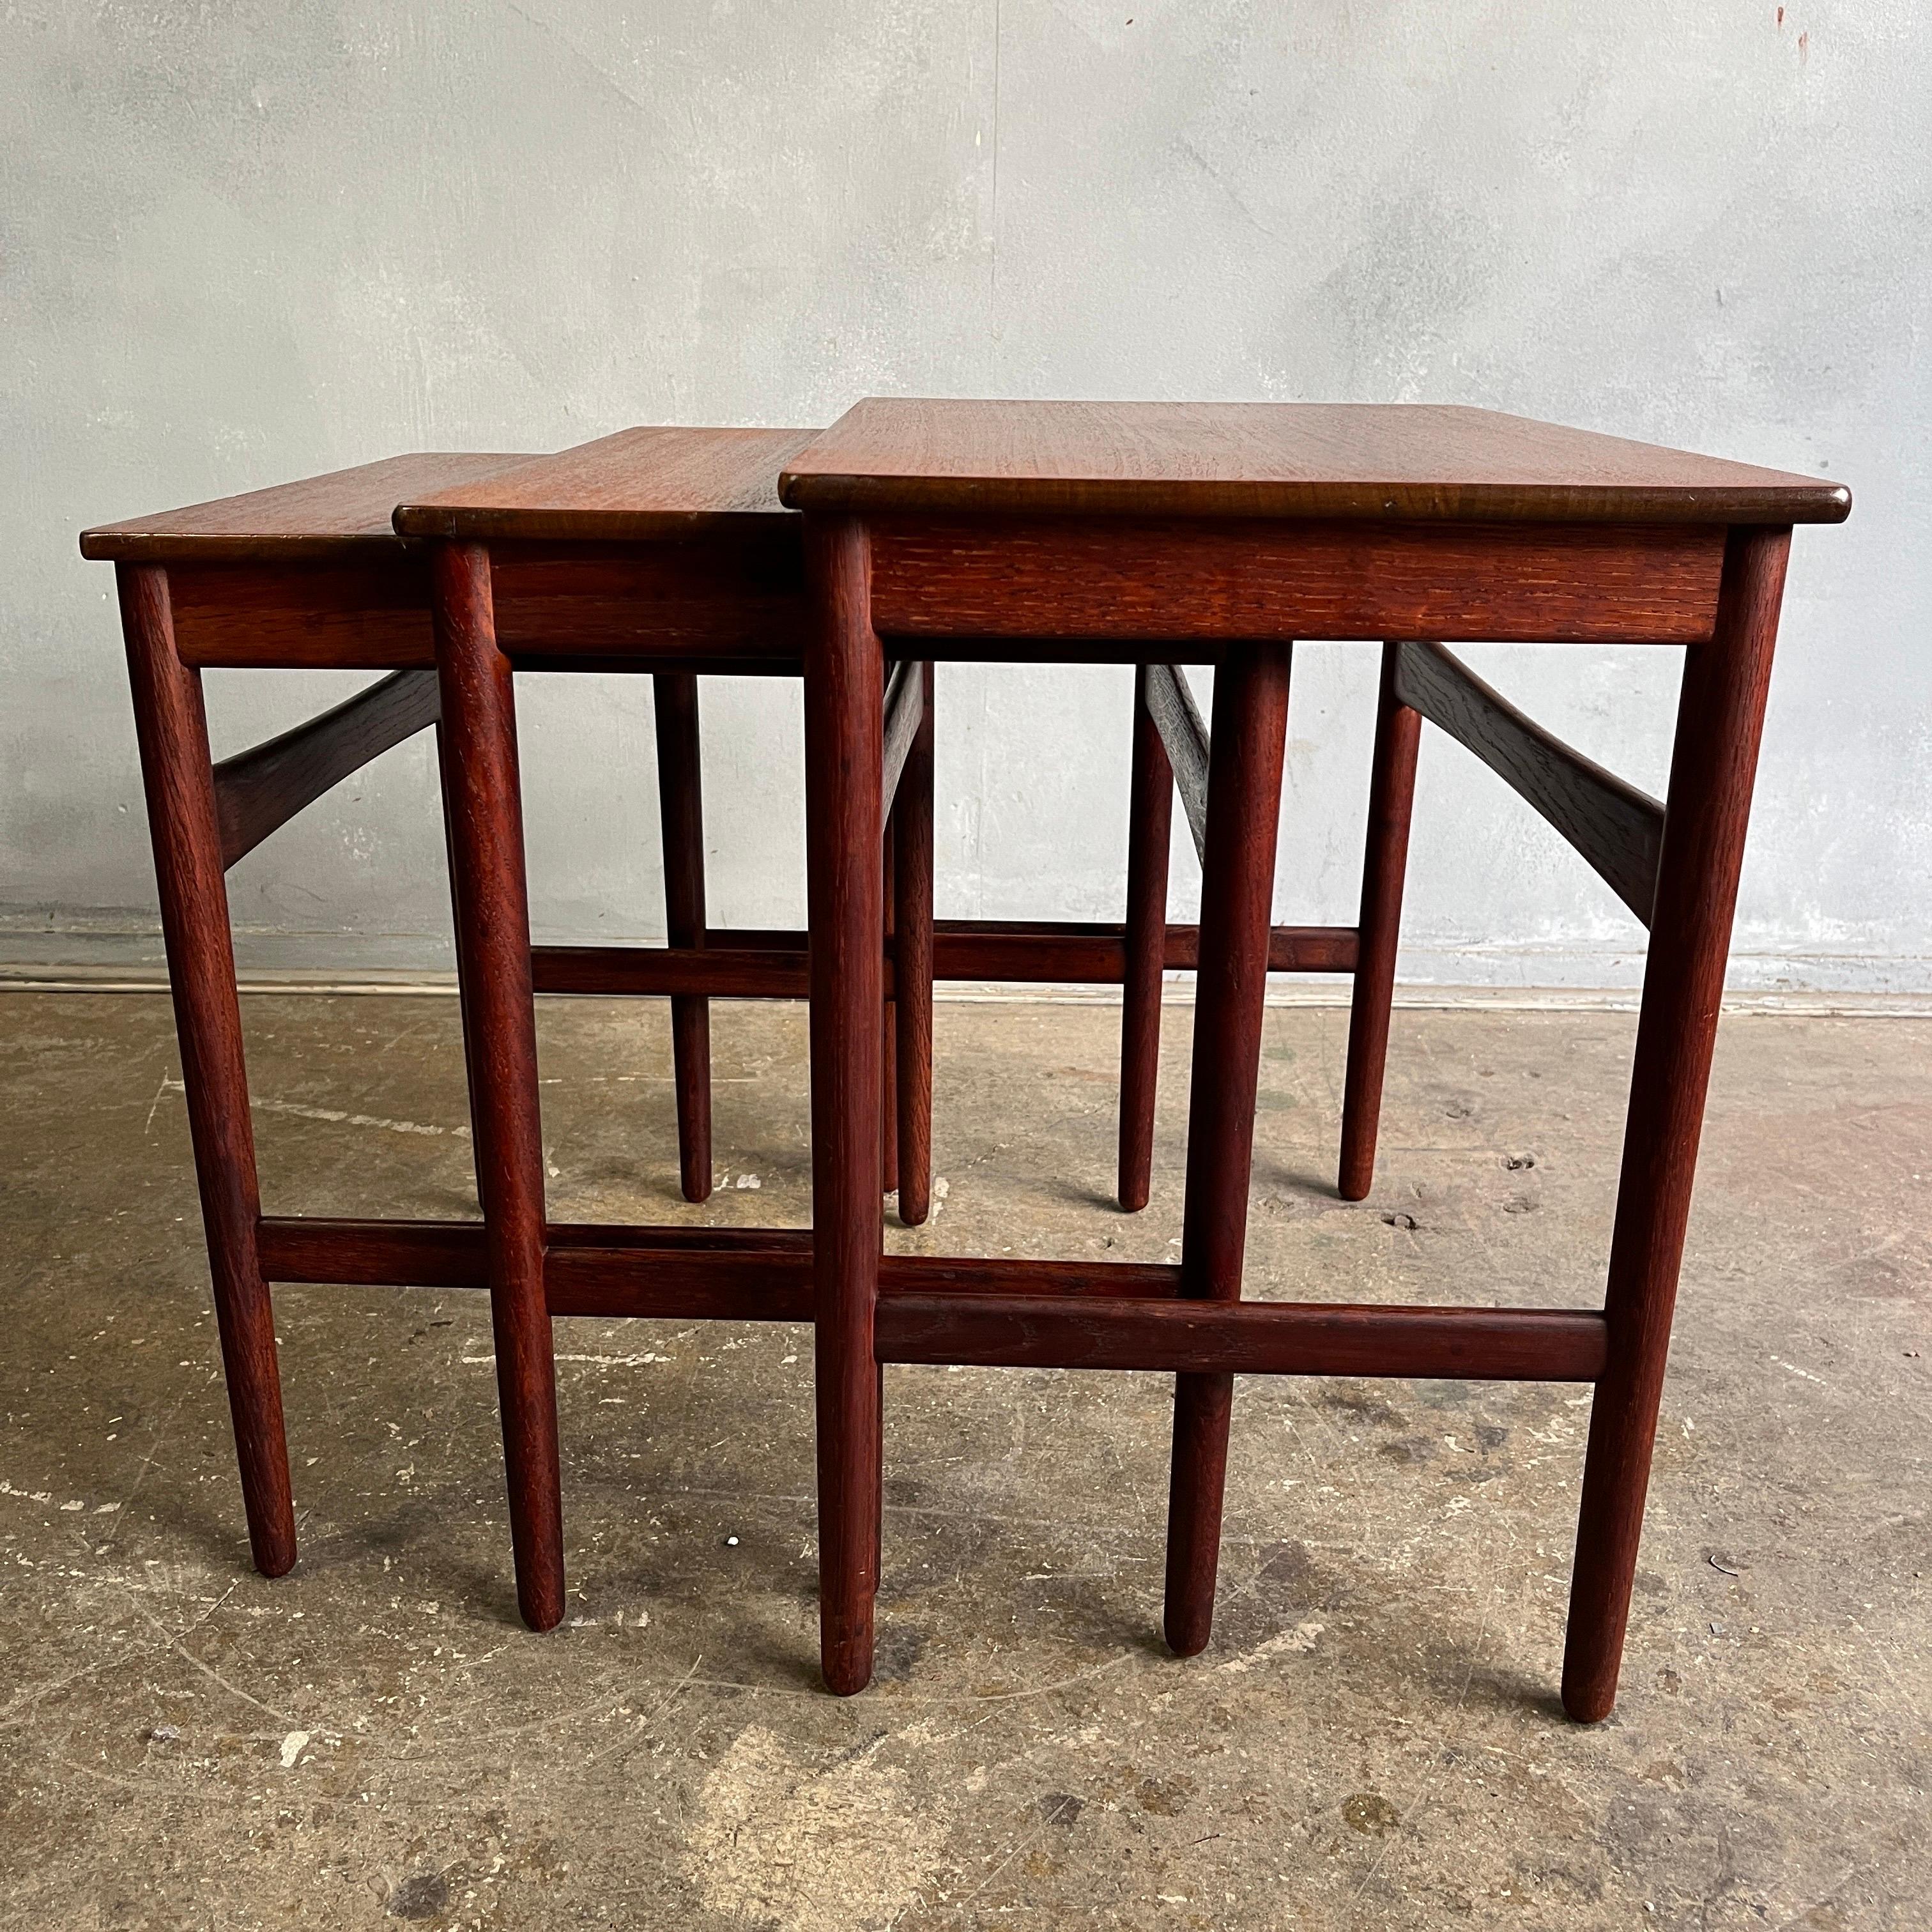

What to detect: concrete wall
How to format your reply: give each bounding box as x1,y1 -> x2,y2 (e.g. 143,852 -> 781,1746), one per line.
4,2 -> 1926,990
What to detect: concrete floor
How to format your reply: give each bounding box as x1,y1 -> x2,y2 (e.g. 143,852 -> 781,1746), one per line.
0,989 -> 1927,1929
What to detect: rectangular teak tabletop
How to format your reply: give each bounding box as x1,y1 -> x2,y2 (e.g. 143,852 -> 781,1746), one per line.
80,452 -> 533,671
392,424 -> 818,672
393,424 -> 815,544
777,400 -> 1848,648
777,398 -> 1850,525
80,430 -> 819,673
79,452 -> 532,564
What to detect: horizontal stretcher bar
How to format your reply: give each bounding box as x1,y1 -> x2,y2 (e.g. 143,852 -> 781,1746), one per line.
259,1216 -> 1165,1310
256,1217 -> 1605,1382
530,918 -> 1360,997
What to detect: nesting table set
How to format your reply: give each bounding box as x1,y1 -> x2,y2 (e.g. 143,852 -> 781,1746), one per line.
80,400 -> 1847,1719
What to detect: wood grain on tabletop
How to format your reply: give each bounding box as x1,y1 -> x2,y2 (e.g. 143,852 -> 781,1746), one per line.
80,453 -> 531,562
778,399 -> 1850,524
392,425 -> 818,542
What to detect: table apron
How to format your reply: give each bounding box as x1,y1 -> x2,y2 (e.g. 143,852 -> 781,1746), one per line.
154,518 -> 1722,666
866,516 -> 1727,646
164,549 -> 809,671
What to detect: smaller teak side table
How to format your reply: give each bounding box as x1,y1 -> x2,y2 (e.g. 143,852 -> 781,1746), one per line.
80,453 -> 529,1583
78,436 -> 901,1621
777,399 -> 1849,1717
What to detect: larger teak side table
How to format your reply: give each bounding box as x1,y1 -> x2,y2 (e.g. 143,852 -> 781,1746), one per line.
777,398 -> 1849,1716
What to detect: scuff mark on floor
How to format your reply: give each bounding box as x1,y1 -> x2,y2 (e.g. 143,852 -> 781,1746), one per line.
685,1724 -> 949,1931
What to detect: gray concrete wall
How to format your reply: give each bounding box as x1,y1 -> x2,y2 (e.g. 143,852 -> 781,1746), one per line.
4,2 -> 1926,990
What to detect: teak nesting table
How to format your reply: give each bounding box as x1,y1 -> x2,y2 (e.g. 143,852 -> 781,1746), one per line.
84,401 -> 1848,1724
772,399 -> 1846,1715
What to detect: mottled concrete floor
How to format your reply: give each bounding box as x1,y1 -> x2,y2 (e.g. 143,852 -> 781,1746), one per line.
1,990 -> 1927,1929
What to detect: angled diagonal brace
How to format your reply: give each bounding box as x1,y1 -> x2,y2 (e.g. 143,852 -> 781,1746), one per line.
881,658 -> 927,819
1393,641 -> 1664,924
213,669 -> 440,870
1142,662 -> 1211,862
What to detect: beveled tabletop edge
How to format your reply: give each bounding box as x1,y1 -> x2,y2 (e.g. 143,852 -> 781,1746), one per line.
388,503 -> 800,542
777,473 -> 1854,525
777,400 -> 1851,526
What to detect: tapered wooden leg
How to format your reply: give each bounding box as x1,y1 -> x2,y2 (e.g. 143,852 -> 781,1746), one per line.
654,672 -> 712,1204
431,539 -> 565,1634
871,1362 -> 886,1596
881,820 -> 900,1198
119,564 -> 296,1579
437,719 -> 484,1147
1562,526 -> 1791,1722
1338,642 -> 1422,1201
1119,666 -> 1175,1212
804,516 -> 885,1695
1163,646 -> 1292,1657
894,663 -> 935,1227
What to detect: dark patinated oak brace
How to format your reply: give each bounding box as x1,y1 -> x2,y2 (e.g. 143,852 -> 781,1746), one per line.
776,397 -> 1848,1717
